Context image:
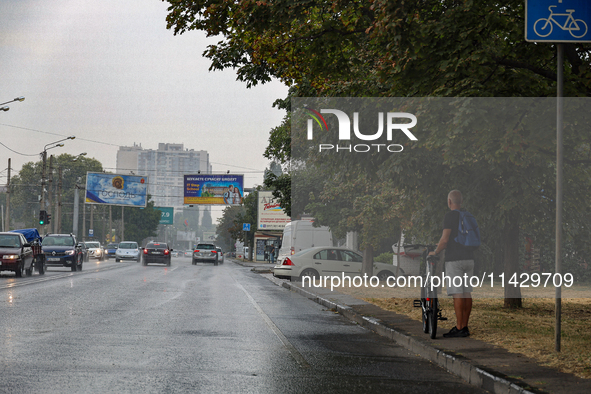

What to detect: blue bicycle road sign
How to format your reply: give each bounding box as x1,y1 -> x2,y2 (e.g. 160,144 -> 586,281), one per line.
526,0 -> 591,42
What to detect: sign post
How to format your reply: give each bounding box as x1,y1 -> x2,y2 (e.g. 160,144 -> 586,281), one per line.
526,0 -> 591,352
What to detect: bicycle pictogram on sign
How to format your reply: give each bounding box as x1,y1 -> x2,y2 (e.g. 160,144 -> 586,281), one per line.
534,5 -> 588,38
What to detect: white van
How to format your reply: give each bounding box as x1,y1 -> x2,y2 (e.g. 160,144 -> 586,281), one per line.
277,220 -> 333,265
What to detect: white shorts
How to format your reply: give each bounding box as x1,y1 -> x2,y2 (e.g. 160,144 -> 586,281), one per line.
444,260 -> 474,296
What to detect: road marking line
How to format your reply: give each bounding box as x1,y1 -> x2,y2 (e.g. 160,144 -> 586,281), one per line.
235,281 -> 311,369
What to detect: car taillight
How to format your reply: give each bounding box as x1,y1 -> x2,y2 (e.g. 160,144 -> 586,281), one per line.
283,258 -> 294,266
143,249 -> 148,254
212,250 -> 217,253
194,250 -> 199,253
164,249 -> 169,255
290,247 -> 295,255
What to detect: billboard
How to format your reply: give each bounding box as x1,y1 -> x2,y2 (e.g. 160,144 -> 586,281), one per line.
184,174 -> 244,205
85,173 -> 148,207
155,207 -> 174,225
257,191 -> 290,230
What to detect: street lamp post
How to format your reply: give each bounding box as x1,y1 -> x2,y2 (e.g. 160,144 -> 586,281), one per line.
39,136 -> 75,233
0,96 -> 25,112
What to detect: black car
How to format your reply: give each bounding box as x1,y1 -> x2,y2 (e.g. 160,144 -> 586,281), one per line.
0,232 -> 35,277
41,234 -> 84,272
142,242 -> 172,266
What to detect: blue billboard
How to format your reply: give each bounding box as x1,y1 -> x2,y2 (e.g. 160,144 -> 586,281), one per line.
184,174 -> 244,205
85,172 -> 148,207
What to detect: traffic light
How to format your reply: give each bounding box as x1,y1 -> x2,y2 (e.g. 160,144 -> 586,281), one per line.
46,213 -> 51,225
39,210 -> 47,225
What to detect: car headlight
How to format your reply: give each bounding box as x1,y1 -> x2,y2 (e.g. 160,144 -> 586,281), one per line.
2,255 -> 18,259
65,250 -> 75,255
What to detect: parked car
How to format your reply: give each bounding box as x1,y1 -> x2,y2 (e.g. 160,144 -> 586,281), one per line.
0,231 -> 35,277
115,241 -> 141,262
84,241 -> 104,261
273,246 -> 397,281
142,242 -> 172,266
105,243 -> 118,260
192,243 -> 219,265
216,247 -> 224,264
276,220 -> 333,265
41,233 -> 84,272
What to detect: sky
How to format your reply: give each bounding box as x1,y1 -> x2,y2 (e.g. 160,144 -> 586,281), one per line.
0,0 -> 289,196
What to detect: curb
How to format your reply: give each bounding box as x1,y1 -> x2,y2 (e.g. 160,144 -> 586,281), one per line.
282,281 -> 537,394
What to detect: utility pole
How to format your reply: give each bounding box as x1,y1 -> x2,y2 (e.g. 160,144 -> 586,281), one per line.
109,205 -> 112,242
73,181 -> 80,238
90,204 -> 94,238
57,166 -> 63,233
82,201 -> 86,241
48,155 -> 53,233
40,151 -> 47,233
5,158 -> 10,231
121,207 -> 125,241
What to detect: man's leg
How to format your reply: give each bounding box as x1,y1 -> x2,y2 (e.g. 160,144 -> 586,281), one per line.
460,293 -> 472,329
452,294 -> 463,329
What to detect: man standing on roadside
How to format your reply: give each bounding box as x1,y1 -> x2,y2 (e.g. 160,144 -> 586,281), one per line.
429,190 -> 475,338
269,244 -> 275,265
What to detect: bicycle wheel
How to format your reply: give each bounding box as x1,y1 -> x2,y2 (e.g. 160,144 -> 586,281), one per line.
533,18 -> 552,37
429,298 -> 438,339
420,286 -> 428,333
570,19 -> 588,38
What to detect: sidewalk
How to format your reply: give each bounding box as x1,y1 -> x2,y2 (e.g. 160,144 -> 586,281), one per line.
232,259 -> 591,394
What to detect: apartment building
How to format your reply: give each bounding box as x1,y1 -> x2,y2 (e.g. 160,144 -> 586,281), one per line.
116,143 -> 211,208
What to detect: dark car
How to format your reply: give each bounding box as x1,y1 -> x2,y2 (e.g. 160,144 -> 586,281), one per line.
0,232 -> 35,277
41,234 -> 84,272
192,243 -> 218,265
105,243 -> 118,260
142,242 -> 172,266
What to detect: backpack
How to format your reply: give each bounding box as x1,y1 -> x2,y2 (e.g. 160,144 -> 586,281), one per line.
454,210 -> 481,250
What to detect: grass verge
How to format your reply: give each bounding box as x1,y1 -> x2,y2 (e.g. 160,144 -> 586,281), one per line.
359,296 -> 591,379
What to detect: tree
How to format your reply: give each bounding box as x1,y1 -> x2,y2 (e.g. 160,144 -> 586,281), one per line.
216,205 -> 246,251
121,198 -> 162,244
164,1 -> 591,307
9,154 -> 103,232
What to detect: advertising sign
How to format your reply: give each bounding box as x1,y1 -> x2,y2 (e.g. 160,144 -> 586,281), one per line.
257,191 -> 290,230
184,174 -> 244,205
85,172 -> 148,207
177,231 -> 196,242
155,207 -> 174,225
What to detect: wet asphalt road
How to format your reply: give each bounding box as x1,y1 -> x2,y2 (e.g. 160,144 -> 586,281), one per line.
0,258 -> 487,393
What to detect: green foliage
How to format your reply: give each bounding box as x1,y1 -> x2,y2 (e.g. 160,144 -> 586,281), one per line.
9,154 -> 103,230
374,252 -> 394,265
216,205 -> 246,251
122,199 -> 161,244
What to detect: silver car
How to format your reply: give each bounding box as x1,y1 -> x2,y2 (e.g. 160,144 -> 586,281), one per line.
115,241 -> 141,262
84,241 -> 104,261
192,243 -> 219,265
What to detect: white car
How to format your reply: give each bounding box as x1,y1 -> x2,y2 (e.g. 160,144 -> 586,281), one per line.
84,241 -> 104,261
115,241 -> 141,262
273,246 -> 398,281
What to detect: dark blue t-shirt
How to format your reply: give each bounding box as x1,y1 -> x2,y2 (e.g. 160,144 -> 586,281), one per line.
443,210 -> 474,262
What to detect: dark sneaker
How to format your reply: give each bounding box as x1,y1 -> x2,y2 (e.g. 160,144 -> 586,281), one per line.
461,326 -> 470,337
443,326 -> 461,338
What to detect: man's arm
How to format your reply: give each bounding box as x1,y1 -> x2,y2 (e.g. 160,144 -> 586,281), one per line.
430,229 -> 451,255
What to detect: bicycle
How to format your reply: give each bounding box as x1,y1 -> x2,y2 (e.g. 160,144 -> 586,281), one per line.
534,6 -> 588,39
408,244 -> 447,339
